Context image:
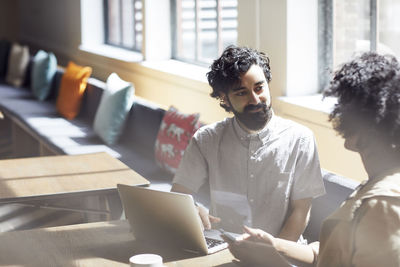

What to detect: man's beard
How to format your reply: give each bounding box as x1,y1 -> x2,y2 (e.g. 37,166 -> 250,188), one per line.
232,102 -> 273,131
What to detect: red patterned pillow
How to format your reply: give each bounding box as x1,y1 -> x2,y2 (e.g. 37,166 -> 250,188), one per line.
155,106 -> 201,174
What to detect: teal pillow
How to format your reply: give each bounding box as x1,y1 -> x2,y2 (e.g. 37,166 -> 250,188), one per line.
93,73 -> 135,145
31,50 -> 57,101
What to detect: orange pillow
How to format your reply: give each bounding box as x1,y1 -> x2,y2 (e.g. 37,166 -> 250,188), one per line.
56,61 -> 92,120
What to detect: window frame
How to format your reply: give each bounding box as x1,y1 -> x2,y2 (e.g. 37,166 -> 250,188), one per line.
319,0 -> 379,91
103,0 -> 142,52
171,0 -> 237,66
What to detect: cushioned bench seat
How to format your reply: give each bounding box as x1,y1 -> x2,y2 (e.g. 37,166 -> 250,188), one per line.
0,70 -> 174,191
0,83 -> 32,99
303,170 -> 359,242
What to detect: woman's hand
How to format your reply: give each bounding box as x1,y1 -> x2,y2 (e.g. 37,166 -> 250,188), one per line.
223,226 -> 280,266
242,225 -> 276,246
225,226 -> 316,267
228,239 -> 293,266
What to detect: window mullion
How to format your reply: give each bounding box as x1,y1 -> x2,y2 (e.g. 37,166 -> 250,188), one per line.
195,0 -> 200,62
318,0 -> 333,91
370,0 -> 378,51
132,0 -> 136,49
175,0 -> 182,58
104,0 -> 109,44
216,0 -> 222,55
119,0 -> 123,46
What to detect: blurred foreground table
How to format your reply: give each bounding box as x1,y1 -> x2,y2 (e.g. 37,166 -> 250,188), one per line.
0,220 -> 237,266
0,152 -> 149,203
0,152 -> 149,220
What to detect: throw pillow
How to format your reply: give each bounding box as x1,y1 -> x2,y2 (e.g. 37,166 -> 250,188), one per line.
93,73 -> 135,145
5,43 -> 30,87
0,39 -> 11,78
56,61 -> 92,120
31,50 -> 57,101
154,106 -> 201,174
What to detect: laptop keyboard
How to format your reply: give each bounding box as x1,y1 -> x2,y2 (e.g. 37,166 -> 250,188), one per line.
206,237 -> 225,249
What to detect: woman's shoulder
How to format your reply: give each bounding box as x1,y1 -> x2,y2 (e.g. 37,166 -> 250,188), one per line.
357,172 -> 400,223
360,171 -> 400,201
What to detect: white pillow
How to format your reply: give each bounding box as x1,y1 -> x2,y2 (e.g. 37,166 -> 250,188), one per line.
93,73 -> 135,145
5,43 -> 30,87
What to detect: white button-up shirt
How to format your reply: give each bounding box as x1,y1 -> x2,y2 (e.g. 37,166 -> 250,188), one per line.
173,114 -> 325,235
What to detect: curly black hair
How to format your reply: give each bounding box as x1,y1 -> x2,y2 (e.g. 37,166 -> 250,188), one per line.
206,45 -> 271,112
324,52 -> 400,149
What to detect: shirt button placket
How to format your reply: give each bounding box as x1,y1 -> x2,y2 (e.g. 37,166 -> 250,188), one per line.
248,139 -> 257,207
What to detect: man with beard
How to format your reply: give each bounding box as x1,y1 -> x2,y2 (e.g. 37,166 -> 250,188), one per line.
171,46 -> 325,242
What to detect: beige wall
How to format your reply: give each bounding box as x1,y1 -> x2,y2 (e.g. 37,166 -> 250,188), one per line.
3,0 -> 366,181
0,0 -> 18,41
17,0 -> 81,65
275,100 -> 368,181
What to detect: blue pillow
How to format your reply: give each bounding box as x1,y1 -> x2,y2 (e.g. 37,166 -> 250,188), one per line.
0,40 -> 11,78
31,50 -> 57,101
93,73 -> 135,145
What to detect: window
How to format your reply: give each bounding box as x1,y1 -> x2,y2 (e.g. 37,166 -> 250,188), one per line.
104,0 -> 143,51
172,0 -> 238,65
319,0 -> 400,89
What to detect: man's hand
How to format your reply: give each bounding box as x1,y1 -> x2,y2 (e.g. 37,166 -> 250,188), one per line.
171,183 -> 220,229
197,204 -> 220,230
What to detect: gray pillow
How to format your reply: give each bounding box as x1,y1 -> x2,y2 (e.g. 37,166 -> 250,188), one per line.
5,43 -> 30,87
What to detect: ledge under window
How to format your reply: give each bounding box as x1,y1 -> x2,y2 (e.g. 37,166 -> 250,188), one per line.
79,44 -> 143,63
275,94 -> 337,128
79,44 -> 210,93
140,60 -> 209,84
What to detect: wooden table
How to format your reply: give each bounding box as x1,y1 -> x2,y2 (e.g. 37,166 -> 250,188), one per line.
0,152 -> 149,203
0,152 -> 150,223
0,220 -> 237,267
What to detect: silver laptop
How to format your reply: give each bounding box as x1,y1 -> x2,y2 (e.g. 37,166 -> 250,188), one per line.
117,184 -> 228,255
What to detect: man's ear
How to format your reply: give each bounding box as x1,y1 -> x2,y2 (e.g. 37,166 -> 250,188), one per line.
220,93 -> 230,107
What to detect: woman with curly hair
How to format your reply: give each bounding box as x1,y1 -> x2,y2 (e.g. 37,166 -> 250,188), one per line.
225,52 -> 400,267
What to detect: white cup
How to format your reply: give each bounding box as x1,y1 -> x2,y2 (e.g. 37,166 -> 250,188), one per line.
129,254 -> 163,267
